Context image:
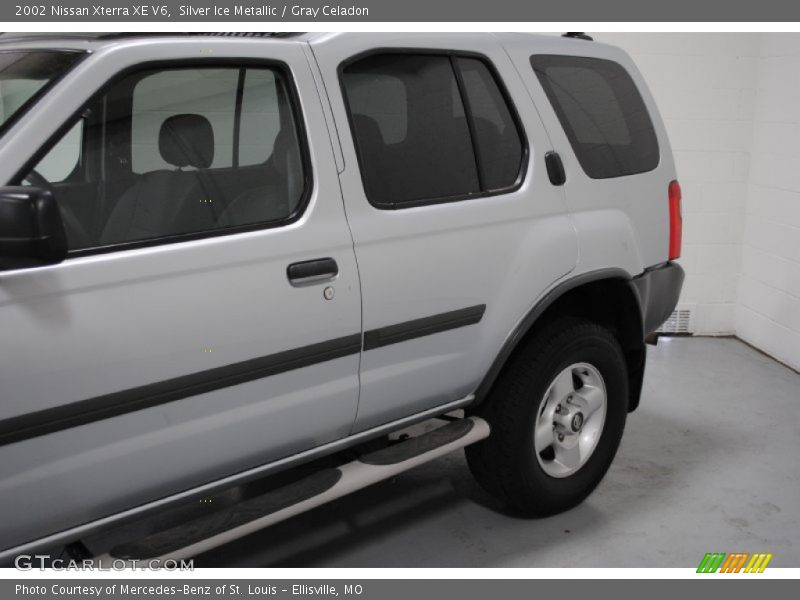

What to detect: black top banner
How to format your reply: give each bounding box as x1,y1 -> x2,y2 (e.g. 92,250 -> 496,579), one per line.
3,0 -> 800,22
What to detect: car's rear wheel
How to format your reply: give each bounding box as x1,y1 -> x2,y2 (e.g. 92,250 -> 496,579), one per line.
466,317 -> 629,516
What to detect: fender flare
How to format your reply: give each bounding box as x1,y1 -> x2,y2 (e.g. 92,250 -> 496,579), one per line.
472,267 -> 643,406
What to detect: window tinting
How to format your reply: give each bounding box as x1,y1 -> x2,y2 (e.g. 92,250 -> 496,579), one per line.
24,65 -> 305,252
343,71 -> 407,144
342,53 -> 524,208
343,54 -> 478,207
456,57 -> 524,190
531,55 -> 659,179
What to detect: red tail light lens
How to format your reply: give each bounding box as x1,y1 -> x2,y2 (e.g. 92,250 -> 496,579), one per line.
668,180 -> 682,260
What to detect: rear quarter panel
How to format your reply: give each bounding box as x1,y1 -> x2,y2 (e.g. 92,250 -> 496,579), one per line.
501,34 -> 678,276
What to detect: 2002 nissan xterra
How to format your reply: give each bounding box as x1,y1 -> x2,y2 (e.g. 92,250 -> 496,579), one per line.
0,32 -> 683,563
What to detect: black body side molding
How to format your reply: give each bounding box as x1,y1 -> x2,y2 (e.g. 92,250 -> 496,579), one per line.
0,305 -> 487,448
0,334 -> 363,448
363,305 -> 486,351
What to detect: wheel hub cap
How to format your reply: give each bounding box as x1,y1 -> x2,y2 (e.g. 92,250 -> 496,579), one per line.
533,362 -> 607,478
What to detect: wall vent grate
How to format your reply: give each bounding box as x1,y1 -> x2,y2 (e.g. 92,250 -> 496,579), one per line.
657,303 -> 695,335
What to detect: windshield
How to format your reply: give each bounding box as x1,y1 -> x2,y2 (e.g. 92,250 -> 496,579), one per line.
0,50 -> 83,132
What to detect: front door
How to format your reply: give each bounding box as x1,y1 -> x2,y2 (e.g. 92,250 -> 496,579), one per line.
0,40 -> 361,553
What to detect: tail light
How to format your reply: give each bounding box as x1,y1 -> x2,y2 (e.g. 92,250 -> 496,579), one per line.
668,180 -> 682,260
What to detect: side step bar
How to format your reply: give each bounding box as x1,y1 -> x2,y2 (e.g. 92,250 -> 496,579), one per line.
101,416 -> 490,563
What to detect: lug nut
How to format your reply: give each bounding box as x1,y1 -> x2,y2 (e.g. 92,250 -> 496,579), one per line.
558,433 -> 565,442
555,405 -> 562,414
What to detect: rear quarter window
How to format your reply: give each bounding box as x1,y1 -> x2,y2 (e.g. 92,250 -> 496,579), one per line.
531,55 -> 659,179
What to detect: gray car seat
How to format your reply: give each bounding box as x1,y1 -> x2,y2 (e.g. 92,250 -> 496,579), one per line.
101,114 -> 221,245
215,128 -> 303,228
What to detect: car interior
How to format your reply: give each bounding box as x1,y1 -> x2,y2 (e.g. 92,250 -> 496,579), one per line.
21,67 -> 304,252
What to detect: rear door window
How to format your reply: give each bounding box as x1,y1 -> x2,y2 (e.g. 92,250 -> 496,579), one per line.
342,54 -> 479,207
341,52 -> 525,208
456,56 -> 524,191
531,55 -> 659,179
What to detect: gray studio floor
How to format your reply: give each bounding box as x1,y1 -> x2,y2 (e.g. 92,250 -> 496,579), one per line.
197,337 -> 800,568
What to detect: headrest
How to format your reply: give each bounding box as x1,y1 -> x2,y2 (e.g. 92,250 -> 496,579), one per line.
269,128 -> 290,173
269,127 -> 301,174
159,114 -> 214,169
352,114 -> 385,148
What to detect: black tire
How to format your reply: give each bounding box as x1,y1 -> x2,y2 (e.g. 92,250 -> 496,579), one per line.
466,317 -> 628,516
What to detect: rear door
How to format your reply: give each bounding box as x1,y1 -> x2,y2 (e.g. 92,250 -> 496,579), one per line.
311,33 -> 578,432
0,39 -> 361,552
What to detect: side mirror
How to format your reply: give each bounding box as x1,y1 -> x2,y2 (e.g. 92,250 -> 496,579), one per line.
0,186 -> 67,272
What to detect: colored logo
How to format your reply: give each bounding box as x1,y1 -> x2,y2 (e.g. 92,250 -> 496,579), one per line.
697,552 -> 773,573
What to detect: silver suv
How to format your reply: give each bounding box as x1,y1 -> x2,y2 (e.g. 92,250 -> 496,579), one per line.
0,32 -> 683,563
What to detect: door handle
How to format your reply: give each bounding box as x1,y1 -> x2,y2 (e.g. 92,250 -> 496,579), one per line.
287,258 -> 339,286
